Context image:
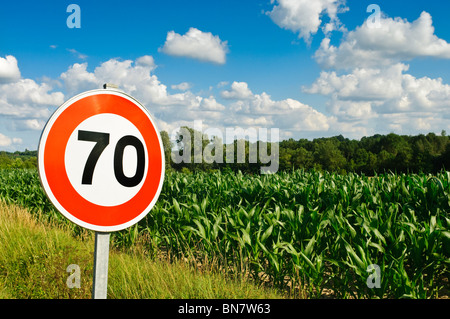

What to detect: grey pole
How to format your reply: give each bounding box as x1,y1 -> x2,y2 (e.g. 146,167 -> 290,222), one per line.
92,231 -> 111,299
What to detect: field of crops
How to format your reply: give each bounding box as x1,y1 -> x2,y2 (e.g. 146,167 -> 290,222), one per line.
0,168 -> 448,298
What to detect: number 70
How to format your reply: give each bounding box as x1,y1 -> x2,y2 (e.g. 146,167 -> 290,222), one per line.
77,130 -> 146,187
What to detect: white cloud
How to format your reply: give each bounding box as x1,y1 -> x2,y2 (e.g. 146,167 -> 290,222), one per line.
302,9 -> 450,138
92,58 -> 197,107
0,133 -> 12,146
171,82 -> 192,91
0,79 -> 64,107
315,11 -> 450,69
267,0 -> 348,43
374,112 -> 450,136
305,64 -> 408,101
270,98 -> 331,131
60,57 -> 171,106
304,63 -> 450,123
0,78 -> 64,120
224,81 -> 332,132
60,62 -> 99,95
160,27 -> 229,64
199,96 -> 225,111
23,119 -> 44,130
0,55 -> 64,149
58,56 -> 215,127
0,55 -> 21,83
0,133 -> 22,147
136,55 -> 156,70
221,81 -> 253,100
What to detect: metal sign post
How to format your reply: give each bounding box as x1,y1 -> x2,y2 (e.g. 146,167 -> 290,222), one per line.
37,83 -> 165,300
92,232 -> 111,299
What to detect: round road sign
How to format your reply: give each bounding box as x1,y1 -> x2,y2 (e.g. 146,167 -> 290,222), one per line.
38,89 -> 165,232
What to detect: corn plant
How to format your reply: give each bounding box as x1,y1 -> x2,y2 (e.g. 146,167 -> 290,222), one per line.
0,168 -> 448,298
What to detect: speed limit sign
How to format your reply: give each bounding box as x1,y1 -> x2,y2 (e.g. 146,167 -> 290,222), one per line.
38,88 -> 165,232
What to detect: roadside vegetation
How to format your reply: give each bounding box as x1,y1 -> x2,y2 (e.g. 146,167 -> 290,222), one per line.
0,200 -> 286,299
0,168 -> 448,298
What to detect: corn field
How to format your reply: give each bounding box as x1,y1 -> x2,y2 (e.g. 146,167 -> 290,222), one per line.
0,168 -> 448,298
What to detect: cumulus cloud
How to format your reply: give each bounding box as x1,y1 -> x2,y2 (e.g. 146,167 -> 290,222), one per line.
58,56 -> 221,127
0,54 -> 65,150
315,11 -> 450,69
0,55 -> 65,149
199,96 -> 226,111
23,119 -> 45,130
304,63 -> 450,123
267,0 -> 348,43
222,81 -> 332,132
0,78 -> 64,121
136,55 -> 156,69
60,62 -> 99,95
59,59 -> 332,135
160,27 -> 229,64
0,52 -> 371,148
305,64 -> 408,101
60,57 -> 172,105
0,55 -> 21,83
0,79 -> 64,107
300,9 -> 450,137
0,133 -> 12,146
0,133 -> 22,147
55,53 -> 368,140
221,81 -> 253,100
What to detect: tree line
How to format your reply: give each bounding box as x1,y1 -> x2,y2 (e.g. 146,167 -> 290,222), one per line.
163,128 -> 450,175
277,131 -> 450,175
2,130 -> 450,175
0,150 -> 38,169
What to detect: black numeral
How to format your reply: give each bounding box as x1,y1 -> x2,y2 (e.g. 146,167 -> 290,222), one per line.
77,130 -> 145,187
78,130 -> 110,185
114,135 -> 146,187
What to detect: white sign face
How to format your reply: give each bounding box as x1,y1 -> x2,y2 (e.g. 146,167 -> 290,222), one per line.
65,113 -> 149,207
38,89 -> 165,232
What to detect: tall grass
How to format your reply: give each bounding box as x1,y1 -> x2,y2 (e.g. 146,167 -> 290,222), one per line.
0,200 -> 286,299
0,168 -> 448,298
0,200 -> 93,298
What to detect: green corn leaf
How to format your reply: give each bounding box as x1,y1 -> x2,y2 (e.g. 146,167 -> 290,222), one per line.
372,228 -> 386,245
344,242 -> 365,270
304,236 -> 316,257
193,219 -> 206,240
201,198 -> 207,213
369,241 -> 385,254
241,228 -> 251,246
299,251 -> 317,274
172,198 -> 182,215
260,225 -> 273,243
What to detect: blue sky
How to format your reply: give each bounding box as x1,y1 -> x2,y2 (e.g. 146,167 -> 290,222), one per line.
1,0 -> 450,151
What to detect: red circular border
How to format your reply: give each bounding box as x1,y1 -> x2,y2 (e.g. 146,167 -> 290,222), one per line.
43,93 -> 163,227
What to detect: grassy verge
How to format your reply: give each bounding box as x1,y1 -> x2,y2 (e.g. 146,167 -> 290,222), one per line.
0,201 -> 287,299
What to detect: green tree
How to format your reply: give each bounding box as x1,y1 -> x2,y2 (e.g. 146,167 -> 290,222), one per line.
292,147 -> 313,169
313,140 -> 346,172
